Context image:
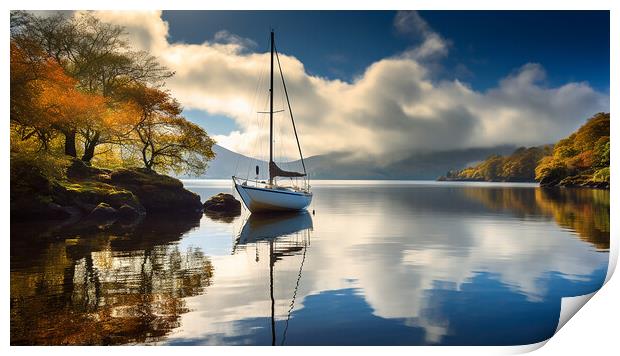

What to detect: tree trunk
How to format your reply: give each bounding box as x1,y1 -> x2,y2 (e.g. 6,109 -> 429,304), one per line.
81,132 -> 100,163
141,145 -> 149,170
63,130 -> 77,157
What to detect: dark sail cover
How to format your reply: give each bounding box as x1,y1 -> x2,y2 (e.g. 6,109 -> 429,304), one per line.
269,161 -> 306,178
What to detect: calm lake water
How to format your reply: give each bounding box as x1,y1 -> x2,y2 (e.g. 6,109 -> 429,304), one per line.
10,180 -> 609,345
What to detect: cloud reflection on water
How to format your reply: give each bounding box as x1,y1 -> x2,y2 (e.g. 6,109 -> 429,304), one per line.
166,182 -> 608,345
10,182 -> 609,345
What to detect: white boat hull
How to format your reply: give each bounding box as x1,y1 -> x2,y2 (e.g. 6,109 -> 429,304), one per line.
234,181 -> 312,213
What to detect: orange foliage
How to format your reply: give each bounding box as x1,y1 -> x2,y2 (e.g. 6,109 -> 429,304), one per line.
118,83 -> 182,119
11,40 -> 107,132
103,101 -> 142,128
37,75 -> 107,129
535,113 -> 610,185
11,29 -> 213,172
567,150 -> 595,170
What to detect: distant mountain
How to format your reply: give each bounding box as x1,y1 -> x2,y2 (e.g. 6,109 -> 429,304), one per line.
194,144 -> 518,180
194,144 -> 310,179
296,146 -> 518,180
196,144 -> 260,179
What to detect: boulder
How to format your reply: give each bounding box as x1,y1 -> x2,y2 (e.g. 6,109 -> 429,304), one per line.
118,204 -> 143,219
10,156 -> 58,220
203,193 -> 241,216
53,181 -> 144,214
559,174 -> 590,187
110,168 -> 202,215
66,159 -> 111,180
539,175 -> 563,187
87,202 -> 117,220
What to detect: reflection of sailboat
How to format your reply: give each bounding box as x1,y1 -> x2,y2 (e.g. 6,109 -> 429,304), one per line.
237,211 -> 313,245
234,212 -> 313,345
233,31 -> 312,213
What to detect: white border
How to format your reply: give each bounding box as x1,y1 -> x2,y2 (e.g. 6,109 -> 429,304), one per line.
2,1 -> 617,355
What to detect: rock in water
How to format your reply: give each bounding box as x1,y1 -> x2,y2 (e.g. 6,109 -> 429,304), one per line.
203,193 -> 241,216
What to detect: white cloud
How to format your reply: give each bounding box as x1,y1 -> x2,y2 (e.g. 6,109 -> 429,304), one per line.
394,10 -> 429,34
88,11 -> 609,162
213,29 -> 258,50
85,10 -> 170,53
395,11 -> 449,60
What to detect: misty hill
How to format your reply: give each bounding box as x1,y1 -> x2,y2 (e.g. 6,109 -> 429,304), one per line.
197,144 -> 518,180
192,145 -> 306,179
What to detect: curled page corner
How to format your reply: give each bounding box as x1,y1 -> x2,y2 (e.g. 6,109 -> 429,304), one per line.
509,339 -> 549,354
604,232 -> 618,284
555,291 -> 597,334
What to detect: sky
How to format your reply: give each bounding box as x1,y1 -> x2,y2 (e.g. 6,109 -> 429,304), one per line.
78,11 -> 609,161
161,11 -> 610,91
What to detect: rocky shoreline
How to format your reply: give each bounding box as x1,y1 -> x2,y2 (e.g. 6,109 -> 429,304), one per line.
538,174 -> 609,189
11,159 -> 204,223
436,176 -> 537,183
436,175 -> 609,189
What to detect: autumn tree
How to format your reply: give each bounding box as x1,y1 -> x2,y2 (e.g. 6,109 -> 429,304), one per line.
10,11 -> 215,177
10,39 -> 107,156
11,11 -> 173,162
10,41 -> 53,150
448,146 -> 551,182
535,112 -> 610,185
121,84 -> 215,175
11,11 -> 80,155
501,146 -> 551,181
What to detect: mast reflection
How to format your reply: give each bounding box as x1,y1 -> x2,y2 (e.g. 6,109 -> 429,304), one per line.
234,211 -> 313,345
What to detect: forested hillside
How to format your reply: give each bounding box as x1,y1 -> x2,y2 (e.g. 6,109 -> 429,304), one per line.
440,113 -> 610,188
536,112 -> 609,188
441,146 -> 552,182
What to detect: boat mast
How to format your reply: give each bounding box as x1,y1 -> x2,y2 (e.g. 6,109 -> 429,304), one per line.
269,30 -> 275,185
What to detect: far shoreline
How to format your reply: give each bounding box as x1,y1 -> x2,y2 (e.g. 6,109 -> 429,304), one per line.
179,178 -> 608,190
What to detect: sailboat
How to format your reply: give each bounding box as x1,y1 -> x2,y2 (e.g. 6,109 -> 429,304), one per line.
233,31 -> 313,213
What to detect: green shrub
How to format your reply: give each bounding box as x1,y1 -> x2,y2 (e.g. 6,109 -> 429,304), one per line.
592,167 -> 610,183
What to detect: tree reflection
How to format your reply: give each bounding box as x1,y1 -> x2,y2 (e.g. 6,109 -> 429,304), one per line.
10,215 -> 213,345
535,188 -> 609,250
462,187 -> 609,250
